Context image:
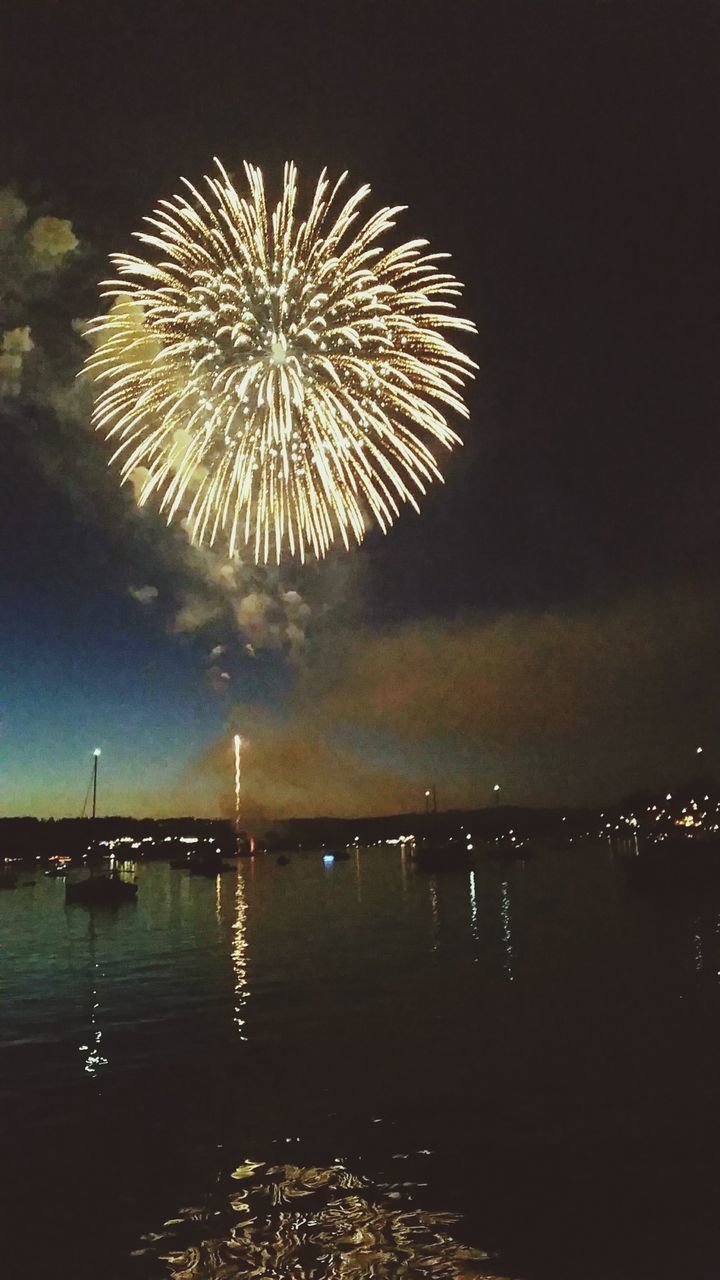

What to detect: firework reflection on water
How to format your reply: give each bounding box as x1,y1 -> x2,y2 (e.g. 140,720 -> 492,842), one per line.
132,1157 -> 508,1279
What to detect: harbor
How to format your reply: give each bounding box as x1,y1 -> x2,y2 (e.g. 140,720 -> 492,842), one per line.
4,841 -> 720,1280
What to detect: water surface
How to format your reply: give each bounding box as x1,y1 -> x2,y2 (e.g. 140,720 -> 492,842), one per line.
3,845 -> 720,1278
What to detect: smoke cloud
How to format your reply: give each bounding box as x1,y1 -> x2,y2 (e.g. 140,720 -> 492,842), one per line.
26,215 -> 78,267
7,185 -> 716,826
128,584 -> 158,605
198,580 -> 720,821
1,185 -> 359,675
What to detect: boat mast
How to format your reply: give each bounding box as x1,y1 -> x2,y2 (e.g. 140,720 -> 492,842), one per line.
92,748 -> 101,820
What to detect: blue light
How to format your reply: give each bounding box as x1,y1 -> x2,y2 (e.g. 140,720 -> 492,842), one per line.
323,854 -> 335,866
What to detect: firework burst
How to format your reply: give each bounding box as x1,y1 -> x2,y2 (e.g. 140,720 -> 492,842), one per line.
85,161 -> 476,563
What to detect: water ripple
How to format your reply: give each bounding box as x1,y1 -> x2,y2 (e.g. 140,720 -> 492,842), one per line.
134,1159 -> 508,1279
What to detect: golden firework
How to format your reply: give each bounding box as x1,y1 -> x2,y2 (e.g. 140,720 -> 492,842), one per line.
85,161 -> 476,563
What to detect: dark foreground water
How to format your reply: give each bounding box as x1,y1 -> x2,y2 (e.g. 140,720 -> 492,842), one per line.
3,845 -> 720,1279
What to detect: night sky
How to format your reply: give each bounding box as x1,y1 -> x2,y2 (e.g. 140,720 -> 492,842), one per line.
2,0 -> 719,817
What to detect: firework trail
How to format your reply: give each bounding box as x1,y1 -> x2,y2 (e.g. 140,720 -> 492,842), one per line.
85,161 -> 476,563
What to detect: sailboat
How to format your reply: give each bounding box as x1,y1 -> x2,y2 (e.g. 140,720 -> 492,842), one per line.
65,749 -> 138,906
413,839 -> 472,872
411,786 -> 472,872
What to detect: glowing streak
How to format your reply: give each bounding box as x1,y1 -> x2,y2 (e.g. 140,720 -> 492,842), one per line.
233,733 -> 241,833
84,161 -> 476,563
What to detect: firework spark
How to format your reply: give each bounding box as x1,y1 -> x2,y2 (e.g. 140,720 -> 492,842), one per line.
85,161 -> 476,563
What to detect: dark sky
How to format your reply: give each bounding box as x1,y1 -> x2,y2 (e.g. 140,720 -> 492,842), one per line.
1,0 -> 719,814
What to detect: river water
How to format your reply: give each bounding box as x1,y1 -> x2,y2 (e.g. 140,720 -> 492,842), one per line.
3,844 -> 720,1278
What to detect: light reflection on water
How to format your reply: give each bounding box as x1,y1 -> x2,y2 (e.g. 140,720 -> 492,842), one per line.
133,1158 -> 506,1280
6,845 -> 720,1278
70,913 -> 110,1077
428,877 -> 440,952
469,870 -> 479,957
500,881 -> 514,982
232,866 -> 249,1039
694,916 -> 703,972
79,929 -> 108,1077
354,845 -> 362,903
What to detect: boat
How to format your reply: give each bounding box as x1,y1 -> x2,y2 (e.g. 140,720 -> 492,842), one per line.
64,749 -> 139,905
65,870 -> 138,905
188,854 -> 235,877
277,855 -> 291,867
487,840 -> 536,860
412,841 -> 472,872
